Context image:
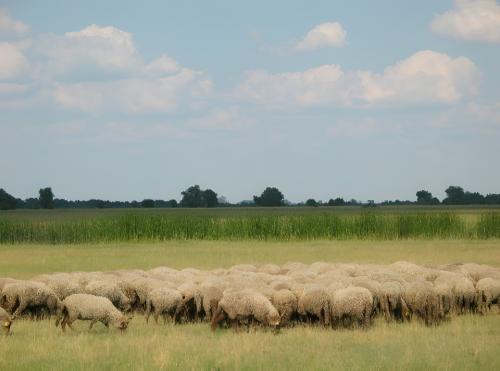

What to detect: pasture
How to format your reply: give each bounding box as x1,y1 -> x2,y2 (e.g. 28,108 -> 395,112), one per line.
1,207 -> 499,370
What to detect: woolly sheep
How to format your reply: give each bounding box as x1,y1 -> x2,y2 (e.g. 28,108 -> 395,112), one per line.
0,281 -> 60,319
329,286 -> 373,328
297,285 -> 330,325
1,306 -> 12,335
271,289 -> 298,326
211,289 -> 280,331
476,278 -> 500,313
145,287 -> 182,324
85,280 -> 131,312
404,280 -> 440,325
56,294 -> 131,332
194,284 -> 223,322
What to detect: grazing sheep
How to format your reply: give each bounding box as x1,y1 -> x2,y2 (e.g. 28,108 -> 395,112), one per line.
85,280 -> 131,312
404,281 -> 440,325
174,282 -> 199,323
145,288 -> 182,324
211,290 -> 280,331
194,284 -> 224,322
297,286 -> 330,326
0,281 -> 60,319
271,289 -> 298,326
1,306 -> 12,335
433,281 -> 453,319
56,294 -> 131,332
476,278 -> 500,313
329,286 -> 373,328
435,273 -> 477,314
378,281 -> 410,322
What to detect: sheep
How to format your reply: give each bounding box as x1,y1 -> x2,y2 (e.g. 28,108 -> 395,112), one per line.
55,294 -> 131,332
329,286 -> 373,328
378,280 -> 411,322
174,282 -> 199,323
85,280 -> 131,312
145,288 -> 182,324
194,284 -> 224,322
403,280 -> 440,325
211,289 -> 280,331
271,289 -> 298,326
0,281 -> 60,319
297,285 -> 330,326
476,278 -> 500,313
350,277 -> 383,315
1,306 -> 12,335
433,281 -> 453,319
434,272 -> 477,314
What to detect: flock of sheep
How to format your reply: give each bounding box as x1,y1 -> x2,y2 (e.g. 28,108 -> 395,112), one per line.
1,261 -> 500,336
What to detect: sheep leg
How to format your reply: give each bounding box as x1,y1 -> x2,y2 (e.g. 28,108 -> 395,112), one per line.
210,306 -> 226,331
89,319 -> 98,330
154,312 -> 160,324
12,299 -> 28,319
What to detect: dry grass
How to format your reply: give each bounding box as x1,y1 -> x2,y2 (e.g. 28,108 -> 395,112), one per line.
0,239 -> 499,279
1,239 -> 499,369
1,315 -> 499,370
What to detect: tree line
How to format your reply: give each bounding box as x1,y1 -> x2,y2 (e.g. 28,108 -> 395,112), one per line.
0,185 -> 499,210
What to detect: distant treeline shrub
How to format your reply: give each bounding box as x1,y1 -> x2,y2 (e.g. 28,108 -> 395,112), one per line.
0,213 -> 498,244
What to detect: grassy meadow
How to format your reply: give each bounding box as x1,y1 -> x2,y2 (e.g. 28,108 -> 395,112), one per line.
1,206 -> 499,243
1,207 -> 500,369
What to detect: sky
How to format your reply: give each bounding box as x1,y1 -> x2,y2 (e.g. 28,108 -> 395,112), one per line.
0,0 -> 499,203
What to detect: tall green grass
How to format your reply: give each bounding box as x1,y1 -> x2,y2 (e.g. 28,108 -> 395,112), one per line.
0,212 -> 498,244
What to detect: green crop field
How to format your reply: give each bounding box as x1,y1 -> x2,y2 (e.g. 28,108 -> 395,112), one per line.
1,207 -> 500,370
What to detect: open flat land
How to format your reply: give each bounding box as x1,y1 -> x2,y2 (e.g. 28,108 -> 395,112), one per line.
1,208 -> 499,370
1,239 -> 500,370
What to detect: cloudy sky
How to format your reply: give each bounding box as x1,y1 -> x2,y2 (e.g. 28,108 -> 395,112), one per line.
1,0 -> 499,203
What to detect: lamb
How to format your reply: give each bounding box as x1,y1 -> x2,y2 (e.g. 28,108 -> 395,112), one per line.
0,281 -> 60,319
403,280 -> 440,325
271,289 -> 298,326
297,285 -> 330,325
476,278 -> 500,313
329,286 -> 373,328
85,280 -> 131,312
145,288 -> 182,324
55,294 -> 131,332
211,289 -> 280,331
1,306 -> 12,335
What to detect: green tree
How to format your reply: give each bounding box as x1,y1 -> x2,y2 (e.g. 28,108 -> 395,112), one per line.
0,188 -> 17,210
253,187 -> 285,207
166,199 -> 178,208
141,199 -> 155,208
180,185 -> 204,207
328,197 -> 345,206
39,187 -> 54,209
443,186 -> 465,204
305,198 -> 319,207
416,190 -> 440,205
202,189 -> 218,208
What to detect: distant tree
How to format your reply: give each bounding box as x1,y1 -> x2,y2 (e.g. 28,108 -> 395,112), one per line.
180,185 -> 219,207
443,186 -> 465,204
180,185 -> 204,207
328,197 -> 346,206
416,190 -> 440,205
217,195 -> 229,205
202,189 -> 219,208
141,199 -> 155,208
39,187 -> 54,209
305,198 -> 319,207
95,200 -> 107,209
253,187 -> 285,207
166,199 -> 178,208
0,189 -> 17,210
24,197 -> 40,209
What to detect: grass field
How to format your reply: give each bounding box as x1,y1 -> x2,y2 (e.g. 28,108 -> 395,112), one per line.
1,207 -> 499,243
1,240 -> 500,370
1,208 -> 500,370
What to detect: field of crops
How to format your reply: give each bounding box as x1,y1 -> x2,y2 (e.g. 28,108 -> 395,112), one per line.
1,207 -> 499,244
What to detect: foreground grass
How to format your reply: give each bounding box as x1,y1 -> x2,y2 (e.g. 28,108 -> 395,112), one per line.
1,315 -> 499,370
1,240 -> 500,278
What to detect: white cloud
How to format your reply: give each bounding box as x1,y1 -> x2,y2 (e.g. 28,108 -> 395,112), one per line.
327,118 -> 400,137
296,22 -> 346,51
236,50 -> 479,107
142,54 -> 180,76
431,0 -> 500,42
39,24 -> 141,73
0,42 -> 29,80
0,8 -> 30,35
52,68 -> 207,113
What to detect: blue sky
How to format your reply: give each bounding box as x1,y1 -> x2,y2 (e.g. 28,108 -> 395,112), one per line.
1,0 -> 499,203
